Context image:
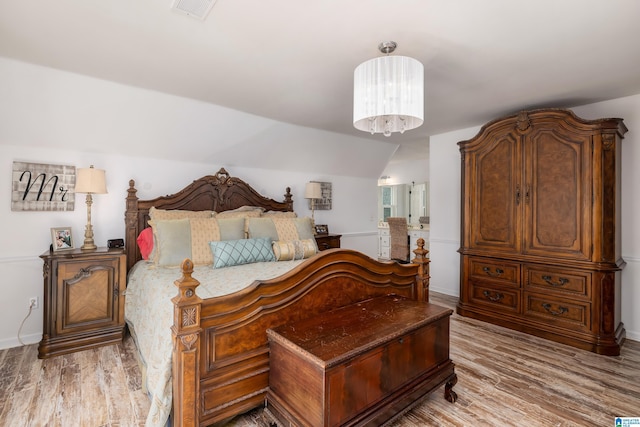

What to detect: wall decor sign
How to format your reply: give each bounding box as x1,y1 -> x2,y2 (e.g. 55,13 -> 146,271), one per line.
311,181 -> 332,211
12,162 -> 76,211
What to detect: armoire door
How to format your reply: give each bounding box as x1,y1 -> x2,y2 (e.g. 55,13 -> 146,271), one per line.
466,130 -> 522,254
522,124 -> 592,260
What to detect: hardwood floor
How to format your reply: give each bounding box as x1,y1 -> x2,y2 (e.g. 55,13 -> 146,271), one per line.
1,292 -> 638,426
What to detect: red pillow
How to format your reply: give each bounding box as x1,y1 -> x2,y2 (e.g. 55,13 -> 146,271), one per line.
136,227 -> 154,260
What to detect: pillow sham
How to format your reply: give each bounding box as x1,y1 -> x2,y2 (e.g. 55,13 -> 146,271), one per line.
215,209 -> 263,237
209,237 -> 275,269
272,239 -> 317,261
247,217 -> 315,242
152,217 -> 246,266
149,206 -> 214,221
154,219 -> 192,267
261,211 -> 297,218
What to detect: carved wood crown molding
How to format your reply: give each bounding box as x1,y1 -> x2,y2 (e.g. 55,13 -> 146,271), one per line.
179,333 -> 198,350
182,307 -> 197,327
515,111 -> 532,134
602,133 -> 615,150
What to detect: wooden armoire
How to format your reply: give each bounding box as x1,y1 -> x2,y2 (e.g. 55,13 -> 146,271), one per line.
457,109 -> 627,355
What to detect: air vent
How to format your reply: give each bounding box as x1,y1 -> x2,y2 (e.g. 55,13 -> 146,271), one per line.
171,0 -> 217,20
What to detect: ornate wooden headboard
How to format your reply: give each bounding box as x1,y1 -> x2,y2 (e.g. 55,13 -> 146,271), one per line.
124,168 -> 293,271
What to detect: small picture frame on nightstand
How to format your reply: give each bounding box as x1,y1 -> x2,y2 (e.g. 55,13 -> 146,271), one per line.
51,227 -> 74,251
315,224 -> 329,235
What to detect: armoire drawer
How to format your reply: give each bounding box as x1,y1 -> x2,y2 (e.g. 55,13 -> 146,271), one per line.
468,282 -> 520,314
524,293 -> 591,332
468,257 -> 520,288
524,266 -> 591,300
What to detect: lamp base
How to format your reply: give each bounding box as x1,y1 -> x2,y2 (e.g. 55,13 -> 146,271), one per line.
81,242 -> 97,251
81,221 -> 97,251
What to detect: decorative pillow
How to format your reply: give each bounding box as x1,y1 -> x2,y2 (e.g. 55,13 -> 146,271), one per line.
154,219 -> 192,267
136,227 -> 154,260
247,217 -> 315,242
272,239 -> 317,261
152,217 -> 246,266
215,209 -> 263,237
149,206 -> 214,221
261,211 -> 297,218
215,206 -> 264,218
209,238 -> 275,269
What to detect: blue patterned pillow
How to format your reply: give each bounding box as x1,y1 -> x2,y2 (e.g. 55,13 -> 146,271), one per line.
209,238 -> 275,268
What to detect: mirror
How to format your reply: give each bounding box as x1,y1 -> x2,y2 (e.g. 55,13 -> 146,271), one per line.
378,182 -> 429,226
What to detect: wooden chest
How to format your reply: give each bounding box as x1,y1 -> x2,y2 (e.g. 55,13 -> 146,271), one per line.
265,295 -> 457,427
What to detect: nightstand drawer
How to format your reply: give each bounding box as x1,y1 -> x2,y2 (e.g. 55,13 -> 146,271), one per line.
315,234 -> 341,251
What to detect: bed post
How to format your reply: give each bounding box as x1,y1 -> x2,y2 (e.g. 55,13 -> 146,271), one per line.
284,187 -> 293,211
412,238 -> 431,302
171,259 -> 203,427
125,179 -> 139,272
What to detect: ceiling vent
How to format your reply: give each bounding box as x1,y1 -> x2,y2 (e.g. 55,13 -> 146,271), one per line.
171,0 -> 217,20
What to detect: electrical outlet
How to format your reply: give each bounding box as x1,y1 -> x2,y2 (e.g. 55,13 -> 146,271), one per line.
29,297 -> 39,309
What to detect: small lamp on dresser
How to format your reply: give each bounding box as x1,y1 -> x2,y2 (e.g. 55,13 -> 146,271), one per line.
304,182 -> 322,221
75,165 -> 107,251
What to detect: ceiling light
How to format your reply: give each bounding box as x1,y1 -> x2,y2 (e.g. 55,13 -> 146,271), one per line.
171,0 -> 217,20
353,41 -> 424,137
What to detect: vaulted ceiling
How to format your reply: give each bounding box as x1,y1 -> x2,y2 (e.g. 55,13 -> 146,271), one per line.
2,0 -> 640,162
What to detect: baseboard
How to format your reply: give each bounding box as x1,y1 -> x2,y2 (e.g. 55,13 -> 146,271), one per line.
0,333 -> 41,351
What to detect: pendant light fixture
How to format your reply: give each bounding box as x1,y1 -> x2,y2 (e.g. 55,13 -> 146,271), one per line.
353,41 -> 424,137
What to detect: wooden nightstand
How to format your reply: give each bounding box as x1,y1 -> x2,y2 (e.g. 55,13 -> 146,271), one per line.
38,247 -> 127,359
314,233 -> 341,251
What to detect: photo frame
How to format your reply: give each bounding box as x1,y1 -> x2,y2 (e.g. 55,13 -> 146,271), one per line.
51,227 -> 74,251
315,224 -> 329,235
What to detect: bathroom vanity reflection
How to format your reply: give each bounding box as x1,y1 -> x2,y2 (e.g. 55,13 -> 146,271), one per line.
378,182 -> 429,260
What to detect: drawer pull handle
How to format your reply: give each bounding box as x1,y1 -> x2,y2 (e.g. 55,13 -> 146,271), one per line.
542,303 -> 568,316
482,290 -> 504,302
542,276 -> 569,287
398,338 -> 404,344
483,267 -> 504,277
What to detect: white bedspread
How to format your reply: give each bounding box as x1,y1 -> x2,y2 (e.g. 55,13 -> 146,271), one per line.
124,259 -> 304,427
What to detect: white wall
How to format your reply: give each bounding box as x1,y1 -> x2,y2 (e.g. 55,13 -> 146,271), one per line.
0,58 -> 393,349
0,144 -> 382,349
429,95 -> 640,342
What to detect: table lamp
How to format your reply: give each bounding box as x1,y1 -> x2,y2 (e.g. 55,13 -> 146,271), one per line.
75,165 -> 107,251
304,182 -> 322,221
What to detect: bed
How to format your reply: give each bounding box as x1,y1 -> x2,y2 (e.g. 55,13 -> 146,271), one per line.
124,168 -> 432,427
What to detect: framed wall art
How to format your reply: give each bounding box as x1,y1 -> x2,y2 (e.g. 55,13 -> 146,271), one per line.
12,162 -> 76,212
308,181 -> 332,210
51,227 -> 74,251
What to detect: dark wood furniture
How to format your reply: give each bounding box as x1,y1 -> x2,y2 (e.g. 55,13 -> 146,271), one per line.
124,168 -> 432,427
457,109 -> 627,355
38,247 -> 126,359
265,295 -> 457,427
315,233 -> 341,251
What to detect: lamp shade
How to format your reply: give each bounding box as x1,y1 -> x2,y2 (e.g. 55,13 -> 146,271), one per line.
304,182 -> 322,199
353,55 -> 424,136
75,166 -> 107,194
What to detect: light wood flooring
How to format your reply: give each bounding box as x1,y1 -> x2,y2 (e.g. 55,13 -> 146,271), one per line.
1,292 -> 639,426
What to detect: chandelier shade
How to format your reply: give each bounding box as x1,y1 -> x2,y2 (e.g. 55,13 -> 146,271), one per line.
353,48 -> 424,137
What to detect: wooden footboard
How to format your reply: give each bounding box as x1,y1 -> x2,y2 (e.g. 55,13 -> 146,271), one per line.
172,243 -> 430,427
